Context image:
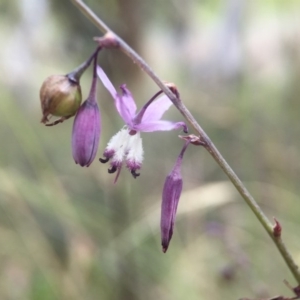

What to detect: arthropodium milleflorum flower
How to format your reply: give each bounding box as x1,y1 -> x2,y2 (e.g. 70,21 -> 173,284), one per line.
97,66 -> 188,182
72,55 -> 101,167
161,141 -> 190,253
40,47 -> 100,126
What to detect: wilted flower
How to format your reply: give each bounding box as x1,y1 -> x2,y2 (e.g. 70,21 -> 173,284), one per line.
161,141 -> 190,253
72,56 -> 101,167
97,66 -> 188,182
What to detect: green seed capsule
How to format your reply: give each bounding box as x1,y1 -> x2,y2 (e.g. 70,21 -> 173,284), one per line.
40,75 -> 82,126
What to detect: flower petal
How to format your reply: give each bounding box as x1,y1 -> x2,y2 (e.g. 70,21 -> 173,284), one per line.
97,66 -> 136,124
119,84 -> 137,124
141,95 -> 172,122
135,120 -> 188,132
97,66 -> 118,98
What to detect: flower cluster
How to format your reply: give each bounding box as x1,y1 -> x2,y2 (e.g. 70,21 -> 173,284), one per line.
39,47 -> 191,252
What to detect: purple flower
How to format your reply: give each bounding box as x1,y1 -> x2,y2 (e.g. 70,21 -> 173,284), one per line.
72,64 -> 101,167
161,141 -> 189,253
97,66 -> 188,181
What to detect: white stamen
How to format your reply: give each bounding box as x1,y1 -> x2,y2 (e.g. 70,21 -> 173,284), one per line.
126,132 -> 144,165
106,128 -> 130,163
104,128 -> 144,174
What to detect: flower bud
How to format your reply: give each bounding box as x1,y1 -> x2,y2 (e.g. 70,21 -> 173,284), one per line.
40,75 -> 82,125
161,163 -> 183,253
71,57 -> 101,169
72,98 -> 101,167
160,141 -> 190,253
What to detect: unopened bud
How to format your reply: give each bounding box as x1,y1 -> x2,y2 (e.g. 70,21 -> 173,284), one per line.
161,141 -> 190,253
72,53 -> 101,167
273,217 -> 282,238
72,99 -> 101,167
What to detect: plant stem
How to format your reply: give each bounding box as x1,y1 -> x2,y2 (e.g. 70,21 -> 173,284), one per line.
71,0 -> 300,284
67,46 -> 101,83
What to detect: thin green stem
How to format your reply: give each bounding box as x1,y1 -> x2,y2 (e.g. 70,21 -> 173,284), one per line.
71,0 -> 300,285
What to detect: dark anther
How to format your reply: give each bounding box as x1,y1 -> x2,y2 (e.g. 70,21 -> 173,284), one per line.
129,129 -> 137,135
99,157 -> 109,163
131,170 -> 140,179
108,166 -> 117,174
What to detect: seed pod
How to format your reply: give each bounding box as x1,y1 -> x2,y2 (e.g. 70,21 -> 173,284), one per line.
40,75 -> 82,125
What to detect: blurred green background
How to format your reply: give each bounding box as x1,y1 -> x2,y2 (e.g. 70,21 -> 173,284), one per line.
1,0 -> 300,299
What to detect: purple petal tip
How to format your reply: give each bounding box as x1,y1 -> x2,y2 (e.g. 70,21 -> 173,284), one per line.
162,242 -> 169,253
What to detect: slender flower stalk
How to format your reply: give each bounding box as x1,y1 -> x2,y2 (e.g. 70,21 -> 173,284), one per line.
72,50 -> 101,167
67,47 -> 101,83
161,141 -> 189,253
71,0 -> 300,285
